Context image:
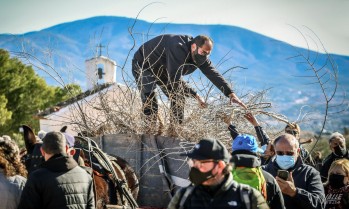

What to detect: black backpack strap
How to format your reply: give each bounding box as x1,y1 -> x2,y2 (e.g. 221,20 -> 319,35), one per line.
239,184 -> 251,209
179,186 -> 195,209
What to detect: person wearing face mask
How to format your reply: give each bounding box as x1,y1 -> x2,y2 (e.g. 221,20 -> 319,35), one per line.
132,34 -> 247,135
168,138 -> 268,209
320,132 -> 349,182
231,135 -> 285,209
324,159 -> 349,209
284,123 -> 315,167
262,134 -> 325,209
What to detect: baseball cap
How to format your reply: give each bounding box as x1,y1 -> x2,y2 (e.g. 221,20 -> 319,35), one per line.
183,138 -> 231,162
232,134 -> 264,154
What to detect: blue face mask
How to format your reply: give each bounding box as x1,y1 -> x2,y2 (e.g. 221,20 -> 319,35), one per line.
276,155 -> 295,170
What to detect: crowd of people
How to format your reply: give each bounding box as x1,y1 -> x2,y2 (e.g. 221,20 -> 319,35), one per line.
1,121 -> 348,209
1,33 -> 349,209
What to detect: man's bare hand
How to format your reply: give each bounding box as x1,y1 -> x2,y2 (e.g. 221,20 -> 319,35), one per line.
276,172 -> 297,197
229,93 -> 247,109
244,112 -> 259,127
195,94 -> 208,108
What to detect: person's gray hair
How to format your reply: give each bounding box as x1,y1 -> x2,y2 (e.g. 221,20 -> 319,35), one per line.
41,131 -> 67,155
329,132 -> 345,142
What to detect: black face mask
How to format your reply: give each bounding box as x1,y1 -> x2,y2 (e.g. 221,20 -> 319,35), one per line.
333,145 -> 347,157
192,47 -> 208,66
329,174 -> 346,189
189,164 -> 217,185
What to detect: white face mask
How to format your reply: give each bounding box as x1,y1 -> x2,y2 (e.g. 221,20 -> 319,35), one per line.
276,155 -> 296,170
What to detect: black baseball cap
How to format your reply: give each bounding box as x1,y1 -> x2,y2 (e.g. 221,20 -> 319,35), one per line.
182,138 -> 231,162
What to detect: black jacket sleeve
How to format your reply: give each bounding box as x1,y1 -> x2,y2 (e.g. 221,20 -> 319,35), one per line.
293,170 -> 326,209
263,171 -> 286,209
254,126 -> 270,146
199,60 -> 234,97
228,124 -> 239,140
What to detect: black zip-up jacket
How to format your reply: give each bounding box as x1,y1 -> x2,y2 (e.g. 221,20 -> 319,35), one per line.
18,154 -> 95,209
262,157 -> 325,209
168,172 -> 269,209
231,151 -> 285,209
133,34 -> 234,97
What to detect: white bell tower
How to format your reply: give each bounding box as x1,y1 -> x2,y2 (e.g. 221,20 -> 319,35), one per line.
85,44 -> 116,90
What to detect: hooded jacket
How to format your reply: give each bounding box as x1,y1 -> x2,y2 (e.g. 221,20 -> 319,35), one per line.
320,151 -> 349,182
18,154 -> 95,209
232,151 -> 285,209
263,157 -> 325,209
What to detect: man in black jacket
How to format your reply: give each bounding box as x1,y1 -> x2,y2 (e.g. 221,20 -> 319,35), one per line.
132,34 -> 246,129
18,132 -> 95,209
168,138 -> 268,209
320,132 -> 349,182
262,134 -> 325,209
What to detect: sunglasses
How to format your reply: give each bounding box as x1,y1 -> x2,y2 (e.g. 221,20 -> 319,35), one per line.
187,159 -> 217,168
276,151 -> 295,156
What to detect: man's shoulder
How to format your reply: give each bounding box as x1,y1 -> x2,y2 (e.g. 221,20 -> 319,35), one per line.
68,166 -> 93,180
295,163 -> 321,179
322,153 -> 335,165
299,163 -> 319,172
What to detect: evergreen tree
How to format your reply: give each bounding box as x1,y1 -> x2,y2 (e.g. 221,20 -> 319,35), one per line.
0,49 -> 81,137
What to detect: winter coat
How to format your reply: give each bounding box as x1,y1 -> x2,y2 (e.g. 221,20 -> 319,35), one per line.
231,151 -> 285,209
320,151 -> 349,182
0,170 -> 26,209
167,172 -> 269,209
18,154 -> 95,209
133,34 -> 234,97
263,157 -> 325,209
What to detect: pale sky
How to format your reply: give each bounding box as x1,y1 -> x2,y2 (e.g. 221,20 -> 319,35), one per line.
1,0 -> 348,55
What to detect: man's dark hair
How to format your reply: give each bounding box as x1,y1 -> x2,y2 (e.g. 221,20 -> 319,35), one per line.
193,35 -> 213,47
42,131 -> 66,155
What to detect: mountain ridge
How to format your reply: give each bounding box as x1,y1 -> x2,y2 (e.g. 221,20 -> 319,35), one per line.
1,16 -> 348,131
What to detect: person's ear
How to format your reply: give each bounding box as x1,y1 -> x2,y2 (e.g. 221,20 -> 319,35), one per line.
191,43 -> 197,52
68,148 -> 76,156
